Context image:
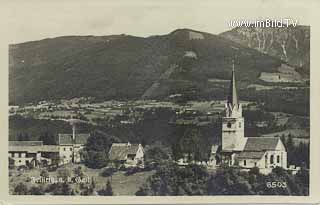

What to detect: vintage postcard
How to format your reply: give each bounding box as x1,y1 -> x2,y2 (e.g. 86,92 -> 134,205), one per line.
1,0 -> 320,204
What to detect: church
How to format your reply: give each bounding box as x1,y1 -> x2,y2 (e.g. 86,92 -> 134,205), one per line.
212,65 -> 288,174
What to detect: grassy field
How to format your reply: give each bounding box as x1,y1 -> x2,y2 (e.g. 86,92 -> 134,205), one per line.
9,164 -> 155,195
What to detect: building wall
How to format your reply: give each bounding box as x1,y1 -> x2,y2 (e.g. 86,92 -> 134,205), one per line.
126,145 -> 144,167
59,145 -> 74,164
9,152 -> 39,167
238,158 -> 262,168
222,117 -> 246,151
59,144 -> 85,164
73,144 -> 85,163
264,150 -> 287,169
238,150 -> 287,170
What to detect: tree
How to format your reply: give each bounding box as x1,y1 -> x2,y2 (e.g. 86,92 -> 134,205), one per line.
136,162 -> 209,196
83,131 -> 119,169
99,180 -> 113,196
74,166 -> 84,178
14,183 -> 28,195
40,131 -> 56,145
29,186 -> 44,195
144,145 -> 170,169
49,182 -> 73,195
83,151 -> 108,169
57,167 -> 71,181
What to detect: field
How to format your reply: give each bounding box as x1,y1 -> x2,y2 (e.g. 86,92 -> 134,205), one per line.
9,164 -> 155,195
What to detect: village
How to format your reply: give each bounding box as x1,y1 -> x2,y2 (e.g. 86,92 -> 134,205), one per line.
9,67 -> 302,182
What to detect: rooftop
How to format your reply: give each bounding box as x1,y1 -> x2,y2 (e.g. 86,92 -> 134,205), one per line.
108,143 -> 141,161
9,145 -> 59,153
9,141 -> 43,146
236,151 -> 265,159
58,133 -> 90,145
244,137 -> 281,151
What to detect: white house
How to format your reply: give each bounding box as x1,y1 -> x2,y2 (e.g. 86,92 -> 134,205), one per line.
58,133 -> 90,164
9,141 -> 60,168
108,142 -> 144,167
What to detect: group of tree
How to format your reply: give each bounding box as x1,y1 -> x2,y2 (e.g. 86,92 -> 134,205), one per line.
136,162 -> 309,196
82,131 -> 120,169
280,135 -> 310,168
171,127 -> 211,162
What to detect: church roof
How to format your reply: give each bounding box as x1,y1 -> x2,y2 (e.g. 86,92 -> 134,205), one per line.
236,151 -> 265,159
108,143 -> 141,161
227,64 -> 238,107
243,137 -> 281,151
58,133 -> 90,145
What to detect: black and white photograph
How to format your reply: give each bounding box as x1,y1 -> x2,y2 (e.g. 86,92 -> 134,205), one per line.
5,0 -> 313,198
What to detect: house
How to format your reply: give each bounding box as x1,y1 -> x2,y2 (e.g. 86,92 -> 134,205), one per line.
211,64 -> 289,174
108,142 -> 144,167
9,124 -> 91,168
9,141 -> 60,168
58,133 -> 90,164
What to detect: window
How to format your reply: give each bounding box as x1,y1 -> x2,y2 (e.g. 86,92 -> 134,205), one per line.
277,155 -> 280,163
243,160 -> 246,166
239,122 -> 241,128
70,148 -> 72,151
270,155 -> 274,164
227,122 -> 232,128
63,148 -> 66,151
254,162 -> 257,167
18,160 -> 21,163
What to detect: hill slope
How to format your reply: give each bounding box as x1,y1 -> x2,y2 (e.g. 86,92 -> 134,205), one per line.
10,29 -> 292,105
219,25 -> 310,76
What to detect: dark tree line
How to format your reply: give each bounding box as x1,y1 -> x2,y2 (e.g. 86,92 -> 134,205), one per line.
136,163 -> 309,196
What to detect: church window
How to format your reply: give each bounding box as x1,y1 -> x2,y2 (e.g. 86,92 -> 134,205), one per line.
254,162 -> 257,167
227,122 -> 232,128
243,160 -> 246,166
239,122 -> 241,128
265,155 -> 268,168
70,147 -> 72,151
270,155 -> 274,164
277,155 -> 280,163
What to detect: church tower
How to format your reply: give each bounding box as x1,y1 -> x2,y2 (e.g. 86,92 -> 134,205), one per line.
222,64 -> 246,152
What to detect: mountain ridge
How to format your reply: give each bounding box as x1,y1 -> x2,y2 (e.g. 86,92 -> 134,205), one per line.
9,28 -> 306,105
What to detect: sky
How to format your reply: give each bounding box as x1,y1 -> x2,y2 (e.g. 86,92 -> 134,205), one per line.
0,0 -> 312,44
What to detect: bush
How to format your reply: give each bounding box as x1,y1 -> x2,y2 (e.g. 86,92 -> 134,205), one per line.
14,183 -> 28,195
29,186 -> 45,195
57,167 -> 72,180
249,167 -> 260,175
125,167 -> 143,176
74,166 -> 84,178
40,169 -> 49,178
119,165 -> 127,171
100,167 -> 117,177
98,180 -> 113,196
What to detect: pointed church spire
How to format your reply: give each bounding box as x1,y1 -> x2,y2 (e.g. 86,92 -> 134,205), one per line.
227,62 -> 238,107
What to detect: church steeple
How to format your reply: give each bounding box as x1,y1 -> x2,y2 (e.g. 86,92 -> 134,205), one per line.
222,62 -> 245,152
227,63 -> 238,108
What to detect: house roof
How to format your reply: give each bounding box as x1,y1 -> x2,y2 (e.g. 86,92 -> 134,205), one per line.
9,145 -> 59,153
9,141 -> 43,146
236,151 -> 265,159
244,137 -> 281,151
108,143 -> 141,161
58,133 -> 90,145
